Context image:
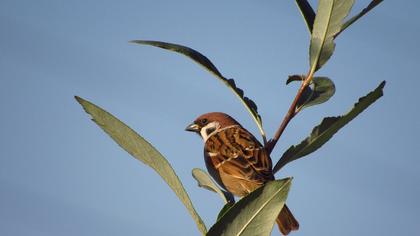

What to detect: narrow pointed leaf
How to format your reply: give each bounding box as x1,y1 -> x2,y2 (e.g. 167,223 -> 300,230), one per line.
273,81 -> 385,173
309,0 -> 355,72
130,40 -> 223,78
207,178 -> 292,236
336,0 -> 384,37
192,168 -> 234,204
131,40 -> 266,144
295,0 -> 316,33
75,96 -> 207,235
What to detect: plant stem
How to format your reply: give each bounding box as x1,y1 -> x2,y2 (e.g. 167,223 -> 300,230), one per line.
266,73 -> 314,154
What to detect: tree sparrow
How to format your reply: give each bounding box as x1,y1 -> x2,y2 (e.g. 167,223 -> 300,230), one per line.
186,112 -> 299,235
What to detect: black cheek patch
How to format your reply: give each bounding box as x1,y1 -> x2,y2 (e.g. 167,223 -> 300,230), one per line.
206,127 -> 216,136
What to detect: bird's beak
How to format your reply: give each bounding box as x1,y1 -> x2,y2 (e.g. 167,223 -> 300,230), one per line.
185,123 -> 200,133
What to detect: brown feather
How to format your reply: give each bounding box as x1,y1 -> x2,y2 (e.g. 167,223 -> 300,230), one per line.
204,125 -> 272,195
276,205 -> 300,235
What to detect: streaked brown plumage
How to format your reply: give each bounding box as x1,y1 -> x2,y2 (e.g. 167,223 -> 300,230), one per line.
186,112 -> 299,235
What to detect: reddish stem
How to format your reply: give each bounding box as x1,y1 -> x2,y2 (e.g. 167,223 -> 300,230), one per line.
266,79 -> 311,154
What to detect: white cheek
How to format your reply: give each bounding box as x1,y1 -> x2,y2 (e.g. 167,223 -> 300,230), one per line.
200,121 -> 220,142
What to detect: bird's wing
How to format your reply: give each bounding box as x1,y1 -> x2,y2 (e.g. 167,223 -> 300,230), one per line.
205,126 -> 274,184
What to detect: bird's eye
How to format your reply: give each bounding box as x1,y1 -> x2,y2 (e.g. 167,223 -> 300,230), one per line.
201,118 -> 208,125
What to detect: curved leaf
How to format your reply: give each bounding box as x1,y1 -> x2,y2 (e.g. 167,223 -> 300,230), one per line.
286,74 -> 305,85
295,0 -> 316,33
273,81 -> 385,173
301,77 -> 335,109
337,0 -> 384,38
130,40 -> 223,78
287,76 -> 336,110
207,178 -> 292,236
130,40 -> 266,144
75,96 -> 207,235
309,0 -> 355,73
192,168 -> 234,204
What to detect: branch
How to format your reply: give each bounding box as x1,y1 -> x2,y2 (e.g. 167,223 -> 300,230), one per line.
266,75 -> 313,154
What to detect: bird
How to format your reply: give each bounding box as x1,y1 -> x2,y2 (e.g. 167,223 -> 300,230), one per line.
186,112 -> 299,235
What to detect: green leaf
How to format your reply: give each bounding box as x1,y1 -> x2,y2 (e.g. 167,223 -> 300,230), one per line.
130,40 -> 223,79
207,178 -> 292,236
217,202 -> 235,221
273,81 -> 385,173
287,76 -> 336,110
309,0 -> 355,73
75,96 -> 207,235
286,74 -> 305,85
192,168 -> 234,204
295,0 -> 316,33
336,0 -> 384,37
130,40 -> 267,144
301,77 -> 336,109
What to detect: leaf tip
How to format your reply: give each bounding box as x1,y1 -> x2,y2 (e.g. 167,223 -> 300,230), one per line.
74,95 -> 84,104
284,176 -> 293,184
74,96 -> 92,112
130,39 -> 146,45
373,80 -> 386,97
286,75 -> 304,85
379,80 -> 386,89
191,168 -> 200,177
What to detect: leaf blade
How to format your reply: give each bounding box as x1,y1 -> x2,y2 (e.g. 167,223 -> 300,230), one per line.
130,40 -> 223,79
295,0 -> 316,33
75,96 -> 207,235
288,76 -> 336,110
309,0 -> 355,72
207,178 -> 292,236
192,168 -> 234,204
217,202 -> 235,221
301,77 -> 336,109
337,0 -> 384,37
130,40 -> 267,144
273,81 -> 385,173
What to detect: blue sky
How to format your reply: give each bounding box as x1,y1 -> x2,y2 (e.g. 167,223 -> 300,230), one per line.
1,0 -> 419,235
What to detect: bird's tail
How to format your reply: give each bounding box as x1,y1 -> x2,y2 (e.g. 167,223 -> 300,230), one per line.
276,204 -> 299,235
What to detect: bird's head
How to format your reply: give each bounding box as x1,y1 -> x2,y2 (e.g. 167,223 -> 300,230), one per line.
185,112 -> 240,141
